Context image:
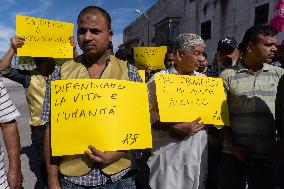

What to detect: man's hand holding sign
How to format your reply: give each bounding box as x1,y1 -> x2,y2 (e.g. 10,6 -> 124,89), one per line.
41,7 -> 152,188
16,15 -> 74,58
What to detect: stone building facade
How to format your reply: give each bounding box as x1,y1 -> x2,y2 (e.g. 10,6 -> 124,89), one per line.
122,0 -> 279,62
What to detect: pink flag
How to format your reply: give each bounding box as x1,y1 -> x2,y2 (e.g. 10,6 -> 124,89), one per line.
269,0 -> 284,32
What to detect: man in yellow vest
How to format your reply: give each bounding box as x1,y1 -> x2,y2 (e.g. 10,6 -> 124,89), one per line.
0,36 -> 77,187
41,6 -> 141,189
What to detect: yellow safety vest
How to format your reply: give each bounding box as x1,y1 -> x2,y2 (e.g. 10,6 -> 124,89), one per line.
58,55 -> 132,176
25,69 -> 47,126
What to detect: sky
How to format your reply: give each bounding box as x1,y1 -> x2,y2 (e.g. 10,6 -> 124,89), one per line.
0,0 -> 157,56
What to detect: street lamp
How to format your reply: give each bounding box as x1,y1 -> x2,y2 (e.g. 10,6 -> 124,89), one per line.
135,9 -> 150,46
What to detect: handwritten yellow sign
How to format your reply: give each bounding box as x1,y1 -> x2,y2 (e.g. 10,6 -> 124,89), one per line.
134,46 -> 167,70
138,70 -> 146,82
155,74 -> 230,125
51,79 -> 152,156
16,15 -> 74,58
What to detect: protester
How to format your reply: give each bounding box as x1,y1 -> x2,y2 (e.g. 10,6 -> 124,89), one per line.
205,37 -> 239,189
205,38 -> 239,189
42,6 -> 141,189
0,79 -> 23,189
197,52 -> 208,74
275,75 -> 284,188
274,40 -> 284,188
164,51 -> 174,69
219,24 -> 283,189
216,36 -> 239,73
147,33 -> 207,189
0,35 -> 77,187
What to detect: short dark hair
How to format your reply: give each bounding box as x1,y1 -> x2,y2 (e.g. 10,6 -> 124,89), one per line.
240,24 -> 278,53
77,6 -> 112,30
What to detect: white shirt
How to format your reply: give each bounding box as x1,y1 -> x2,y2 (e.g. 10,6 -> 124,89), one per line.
147,68 -> 207,189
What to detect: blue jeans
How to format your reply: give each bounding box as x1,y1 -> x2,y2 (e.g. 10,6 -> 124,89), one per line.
60,177 -> 136,189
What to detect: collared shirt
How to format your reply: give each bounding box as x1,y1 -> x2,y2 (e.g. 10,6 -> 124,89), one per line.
220,61 -> 284,159
146,67 -> 208,189
41,59 -> 142,187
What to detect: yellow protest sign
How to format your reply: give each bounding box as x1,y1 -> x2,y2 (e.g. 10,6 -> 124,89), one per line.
51,79 -> 152,156
155,74 -> 230,125
16,15 -> 74,58
138,70 -> 146,82
134,46 -> 167,70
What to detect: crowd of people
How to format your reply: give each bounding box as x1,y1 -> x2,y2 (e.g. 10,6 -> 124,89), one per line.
0,5 -> 283,189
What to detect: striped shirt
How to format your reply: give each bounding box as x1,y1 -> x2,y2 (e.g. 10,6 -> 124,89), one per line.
0,79 -> 20,189
41,60 -> 142,187
220,62 -> 284,159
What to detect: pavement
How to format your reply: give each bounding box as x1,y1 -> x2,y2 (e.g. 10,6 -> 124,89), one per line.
0,77 -> 44,189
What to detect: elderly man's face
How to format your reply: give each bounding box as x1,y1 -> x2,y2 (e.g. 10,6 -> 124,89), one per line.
177,44 -> 205,74
77,12 -> 112,57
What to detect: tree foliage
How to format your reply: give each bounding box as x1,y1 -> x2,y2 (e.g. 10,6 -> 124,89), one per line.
18,56 -> 35,65
18,56 -> 72,66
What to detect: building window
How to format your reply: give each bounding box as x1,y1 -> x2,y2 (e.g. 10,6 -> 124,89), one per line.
169,22 -> 179,46
154,17 -> 180,48
155,21 -> 169,46
201,20 -> 211,40
254,3 -> 269,25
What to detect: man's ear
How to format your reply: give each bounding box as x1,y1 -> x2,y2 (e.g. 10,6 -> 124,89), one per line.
246,42 -> 253,54
175,51 -> 182,61
109,30 -> 113,41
